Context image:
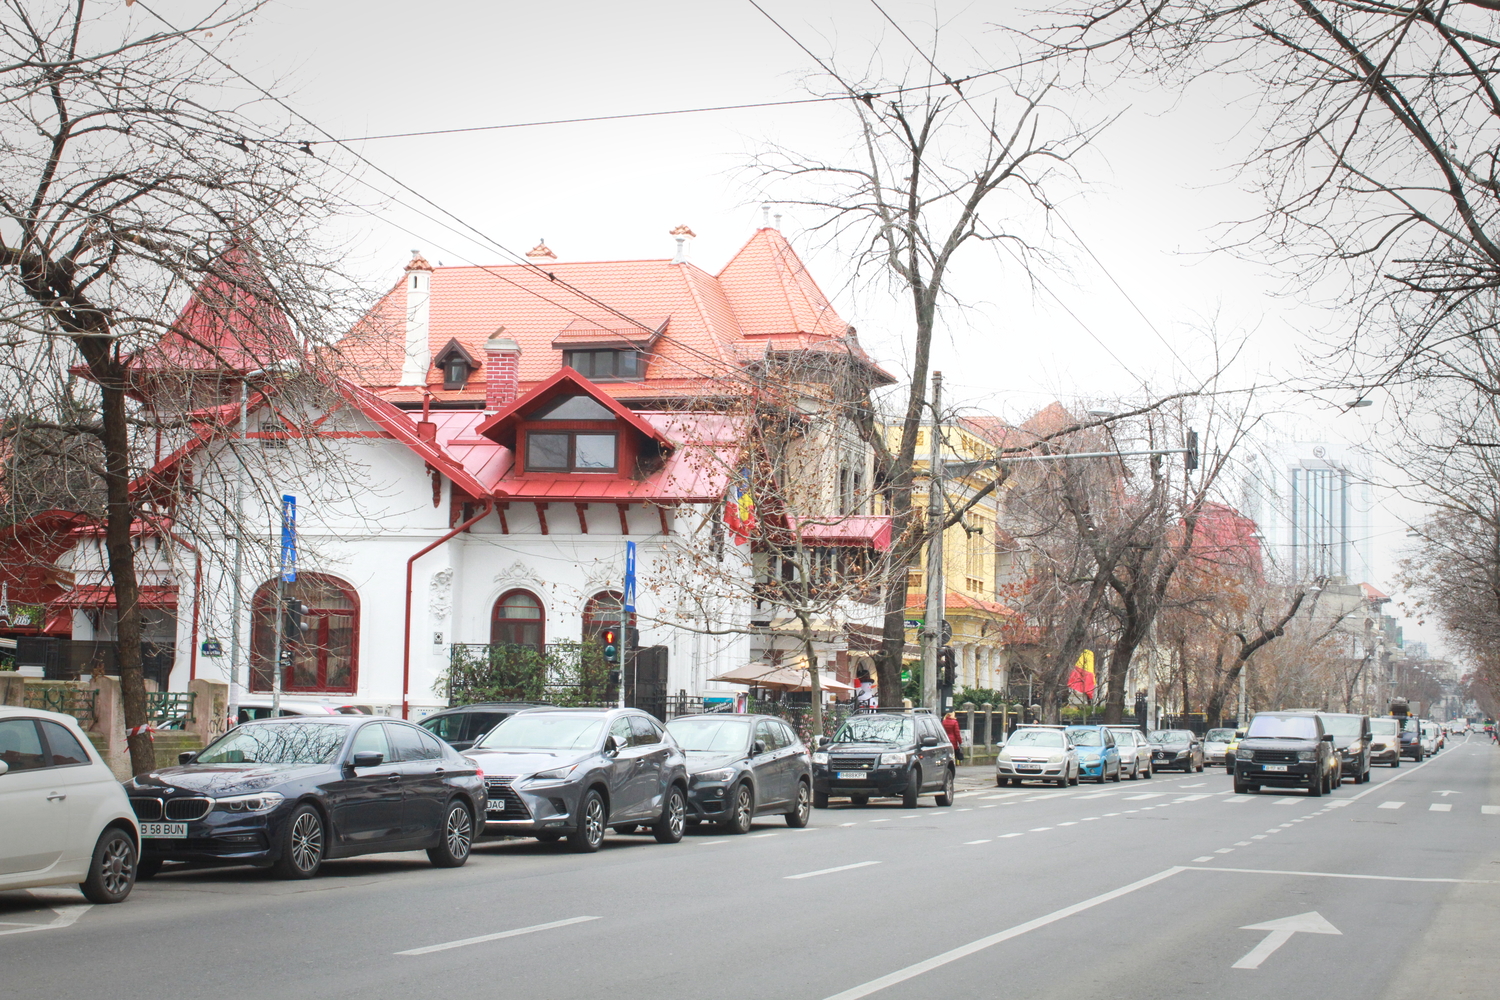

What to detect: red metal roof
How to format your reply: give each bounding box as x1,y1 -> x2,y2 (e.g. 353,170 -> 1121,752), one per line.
474,367 -> 672,449
52,584 -> 180,609
789,515 -> 893,551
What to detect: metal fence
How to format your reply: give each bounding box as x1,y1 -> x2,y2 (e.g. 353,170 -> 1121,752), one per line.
147,691 -> 196,727
23,685 -> 98,727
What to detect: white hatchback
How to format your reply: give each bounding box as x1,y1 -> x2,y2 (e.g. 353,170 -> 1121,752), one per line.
0,705 -> 140,903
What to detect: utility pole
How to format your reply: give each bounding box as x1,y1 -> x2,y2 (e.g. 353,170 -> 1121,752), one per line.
922,372 -> 944,711
228,381 -> 249,727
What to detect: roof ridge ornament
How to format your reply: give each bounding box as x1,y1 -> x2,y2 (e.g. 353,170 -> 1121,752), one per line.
670,224 -> 696,265
404,250 -> 434,272
526,239 -> 557,260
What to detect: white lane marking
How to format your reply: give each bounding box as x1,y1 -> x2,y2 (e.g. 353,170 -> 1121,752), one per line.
786,861 -> 882,880
1274,799 -> 1299,806
1234,841 -> 1252,846
751,832 -> 779,838
1215,848 -> 1234,854
1191,856 -> 1215,862
1180,782 -> 1206,788
1082,816 -> 1099,821
818,867 -> 1186,1000
1175,794 -> 1213,802
1225,797 -> 1252,804
1251,835 -> 1267,839
1058,821 -> 1078,826
1124,793 -> 1164,801
698,840 -> 729,846
980,804 -> 998,809
1074,792 -> 1117,800
964,839 -> 992,845
1124,809 -> 1140,814
0,901 -> 92,939
1103,812 -> 1120,817
957,808 -> 973,812
1190,866 -> 1500,884
871,818 -> 891,823
1430,804 -> 1452,812
1278,823 -> 1294,828
840,823 -> 858,827
1483,806 -> 1499,815
901,814 -> 921,820
1378,801 -> 1405,810
396,916 -> 600,955
1029,826 -> 1053,832
1232,912 -> 1341,970
1000,832 -> 1024,838
980,792 -> 1030,800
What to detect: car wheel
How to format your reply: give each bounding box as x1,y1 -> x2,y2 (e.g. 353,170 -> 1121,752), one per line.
723,783 -> 754,835
1416,748 -> 1424,762
1055,775 -> 1067,788
427,800 -> 474,868
1069,770 -> 1079,786
1393,757 -> 1401,767
936,769 -> 955,807
1095,767 -> 1107,784
813,790 -> 830,809
850,794 -> 870,806
903,769 -> 922,808
996,776 -> 1006,788
1233,780 -> 1248,794
568,789 -> 607,852
535,832 -> 562,843
1196,760 -> 1204,772
1127,762 -> 1139,780
653,785 -> 687,844
1308,773 -> 1323,797
785,780 -> 811,828
1143,765 -> 1153,779
135,857 -> 163,881
1110,764 -> 1122,782
80,827 -> 136,904
1011,777 -> 1024,787
272,805 -> 325,879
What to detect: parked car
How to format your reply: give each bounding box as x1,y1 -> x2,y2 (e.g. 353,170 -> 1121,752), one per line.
124,716 -> 485,879
665,714 -> 811,832
1370,717 -> 1402,766
1203,728 -> 1237,767
233,698 -> 367,723
1420,720 -> 1442,756
1231,711 -> 1340,795
812,709 -> 956,807
1064,725 -> 1122,783
419,703 -> 548,752
1317,712 -> 1373,784
1106,726 -> 1154,779
1147,729 -> 1205,772
466,708 -> 688,852
995,726 -> 1078,787
0,706 -> 140,903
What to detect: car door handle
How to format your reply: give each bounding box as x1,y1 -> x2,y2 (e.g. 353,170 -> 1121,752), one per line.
47,792 -> 66,801
385,774 -> 401,782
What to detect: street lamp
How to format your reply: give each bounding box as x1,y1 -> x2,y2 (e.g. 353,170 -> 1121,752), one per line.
1347,398 -> 1373,408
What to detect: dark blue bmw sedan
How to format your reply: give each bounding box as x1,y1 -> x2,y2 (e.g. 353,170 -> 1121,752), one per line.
123,716 -> 485,880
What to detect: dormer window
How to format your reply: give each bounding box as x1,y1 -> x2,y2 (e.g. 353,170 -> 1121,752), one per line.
431,338 -> 480,391
523,393 -> 618,472
563,349 -> 643,380
532,394 -> 614,420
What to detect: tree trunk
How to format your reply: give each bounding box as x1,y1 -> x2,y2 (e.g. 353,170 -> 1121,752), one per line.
1103,617 -> 1148,724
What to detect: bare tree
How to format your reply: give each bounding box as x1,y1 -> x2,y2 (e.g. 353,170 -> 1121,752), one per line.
0,2 -> 356,774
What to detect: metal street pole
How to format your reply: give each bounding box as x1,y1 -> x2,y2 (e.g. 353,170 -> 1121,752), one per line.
228,381 -> 248,727
921,372 -> 944,712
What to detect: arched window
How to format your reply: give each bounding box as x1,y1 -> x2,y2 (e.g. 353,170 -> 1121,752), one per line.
581,590 -> 634,642
491,590 -> 544,650
250,574 -> 359,694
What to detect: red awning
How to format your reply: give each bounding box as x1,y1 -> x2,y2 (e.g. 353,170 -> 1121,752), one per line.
51,585 -> 179,609
790,515 -> 893,551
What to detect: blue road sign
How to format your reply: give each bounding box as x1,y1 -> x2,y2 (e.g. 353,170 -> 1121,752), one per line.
280,495 -> 297,582
623,540 -> 637,613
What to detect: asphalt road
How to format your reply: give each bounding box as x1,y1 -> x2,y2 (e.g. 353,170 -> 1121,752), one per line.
4,736 -> 1497,1000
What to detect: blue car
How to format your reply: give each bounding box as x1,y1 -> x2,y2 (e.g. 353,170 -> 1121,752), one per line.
1063,726 -> 1122,783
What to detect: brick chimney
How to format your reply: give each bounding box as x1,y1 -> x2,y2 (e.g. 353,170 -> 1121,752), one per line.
484,335 -> 521,413
399,251 -> 434,387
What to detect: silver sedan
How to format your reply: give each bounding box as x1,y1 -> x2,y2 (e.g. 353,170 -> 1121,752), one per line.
995,727 -> 1079,788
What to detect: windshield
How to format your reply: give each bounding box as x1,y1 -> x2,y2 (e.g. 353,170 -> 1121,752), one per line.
1205,729 -> 1235,742
1006,729 -> 1064,748
1422,723 -> 1437,736
667,718 -> 751,753
477,714 -> 604,750
1068,729 -> 1102,746
1371,718 -> 1400,735
835,716 -> 914,744
1319,716 -> 1363,737
197,723 -> 347,765
1148,730 -> 1192,743
1402,718 -> 1420,733
1246,715 -> 1319,740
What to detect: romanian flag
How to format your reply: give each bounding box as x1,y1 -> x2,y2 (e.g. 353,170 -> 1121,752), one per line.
1068,649 -> 1097,699
725,470 -> 756,545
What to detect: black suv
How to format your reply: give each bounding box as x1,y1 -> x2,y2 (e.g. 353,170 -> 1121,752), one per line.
1318,712 -> 1373,783
419,703 -> 548,752
812,709 -> 955,808
1232,711 -> 1340,796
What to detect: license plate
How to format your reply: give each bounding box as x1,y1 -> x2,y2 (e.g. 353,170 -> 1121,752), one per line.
836,771 -> 868,780
140,822 -> 186,838
1263,764 -> 1288,772
486,802 -> 506,813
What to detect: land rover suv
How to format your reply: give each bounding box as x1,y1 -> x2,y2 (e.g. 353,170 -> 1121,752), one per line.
811,709 -> 955,809
1231,711 -> 1340,796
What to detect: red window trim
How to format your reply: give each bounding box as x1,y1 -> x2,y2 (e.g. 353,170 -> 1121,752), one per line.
248,572 -> 360,695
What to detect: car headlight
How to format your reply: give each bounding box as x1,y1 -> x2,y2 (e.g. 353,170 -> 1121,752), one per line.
812,752 -> 829,765
1080,753 -> 1100,763
1297,750 -> 1315,762
527,764 -> 580,783
693,768 -> 735,782
880,752 -> 909,765
213,792 -> 284,814
1346,740 -> 1364,753
1048,752 -> 1066,763
1236,748 -> 1253,760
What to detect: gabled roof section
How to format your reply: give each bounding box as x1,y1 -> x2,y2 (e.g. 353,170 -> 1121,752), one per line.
474,367 -> 673,450
136,245 -> 297,373
432,338 -> 479,370
550,316 -> 667,349
717,228 -> 849,340
333,380 -> 491,499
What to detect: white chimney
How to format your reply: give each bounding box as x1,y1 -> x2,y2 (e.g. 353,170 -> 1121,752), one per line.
670,224 -> 696,265
399,251 -> 434,387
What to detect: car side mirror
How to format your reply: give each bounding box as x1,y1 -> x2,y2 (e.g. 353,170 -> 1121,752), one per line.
752,740 -> 767,755
178,751 -> 196,765
1321,734 -> 1334,742
816,735 -> 830,748
350,751 -> 384,768
920,735 -> 939,747
0,759 -> 8,776
605,735 -> 623,756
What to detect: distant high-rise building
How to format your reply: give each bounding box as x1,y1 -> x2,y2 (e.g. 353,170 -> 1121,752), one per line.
1245,441 -> 1374,585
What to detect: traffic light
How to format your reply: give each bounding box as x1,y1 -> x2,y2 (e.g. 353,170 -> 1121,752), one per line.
283,599 -> 310,643
601,628 -> 619,664
939,645 -> 956,688
1185,430 -> 1199,472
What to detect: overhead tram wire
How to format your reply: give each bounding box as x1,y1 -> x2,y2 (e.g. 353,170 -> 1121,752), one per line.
864,0 -> 1194,374
131,3 -> 795,397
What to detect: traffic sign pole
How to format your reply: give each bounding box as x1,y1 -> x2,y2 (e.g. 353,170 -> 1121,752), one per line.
271,495 -> 297,714
922,372 -> 944,711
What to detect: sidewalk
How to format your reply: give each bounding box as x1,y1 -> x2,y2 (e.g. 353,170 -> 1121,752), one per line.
955,763 -> 996,791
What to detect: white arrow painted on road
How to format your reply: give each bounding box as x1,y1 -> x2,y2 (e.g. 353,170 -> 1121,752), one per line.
1232,911 -> 1341,969
1433,790 -> 1461,797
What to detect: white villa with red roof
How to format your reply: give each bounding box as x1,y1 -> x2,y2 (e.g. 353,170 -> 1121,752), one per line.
20,226 -> 896,722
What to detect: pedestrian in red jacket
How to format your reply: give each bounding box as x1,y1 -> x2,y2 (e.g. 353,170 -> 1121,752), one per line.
943,712 -> 963,762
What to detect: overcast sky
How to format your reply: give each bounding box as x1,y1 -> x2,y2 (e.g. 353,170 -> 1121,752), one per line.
148,0 -> 1433,649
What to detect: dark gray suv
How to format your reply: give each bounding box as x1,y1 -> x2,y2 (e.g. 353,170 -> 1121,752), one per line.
466,708 -> 688,852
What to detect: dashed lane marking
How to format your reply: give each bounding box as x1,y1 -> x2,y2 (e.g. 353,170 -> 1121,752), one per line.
1124,793 -> 1165,801
1001,833 -> 1024,838
1430,804 -> 1452,812
1029,827 -> 1053,832
1192,856 -> 1215,863
964,839 -> 991,845
1483,806 -> 1499,815
396,916 -> 600,956
1215,848 -> 1235,854
786,861 -> 882,880
1378,801 -> 1405,810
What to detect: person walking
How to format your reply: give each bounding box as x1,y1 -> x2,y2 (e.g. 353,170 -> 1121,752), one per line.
943,711 -> 964,763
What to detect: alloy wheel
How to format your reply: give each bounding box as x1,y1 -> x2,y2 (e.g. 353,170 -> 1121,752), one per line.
584,796 -> 605,848
290,812 -> 323,873
445,804 -> 473,861
99,835 -> 133,897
